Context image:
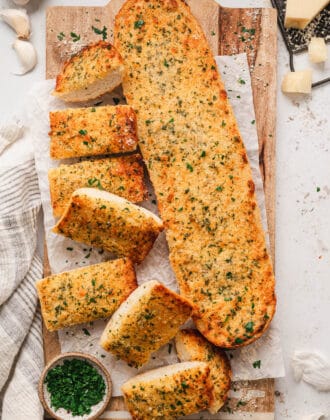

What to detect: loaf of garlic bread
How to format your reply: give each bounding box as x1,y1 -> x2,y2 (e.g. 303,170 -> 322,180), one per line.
48,155 -> 147,217
100,280 -> 193,367
53,41 -> 124,103
52,188 -> 163,264
36,258 -> 137,331
49,105 -> 138,159
115,0 -> 276,348
122,361 -> 213,419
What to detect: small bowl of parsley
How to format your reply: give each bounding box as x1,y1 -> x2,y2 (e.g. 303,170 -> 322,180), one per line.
38,352 -> 112,420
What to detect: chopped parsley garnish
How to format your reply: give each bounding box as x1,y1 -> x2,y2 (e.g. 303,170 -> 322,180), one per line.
238,78 -> 246,85
245,321 -> 254,333
317,187 -> 321,192
113,97 -> 120,105
134,19 -> 145,29
164,58 -> 170,67
241,26 -> 255,35
92,25 -> 107,40
82,328 -> 91,336
70,32 -> 80,42
253,360 -> 261,369
79,129 -> 88,135
57,32 -> 65,41
200,150 -> 206,157
87,178 -> 103,189
186,163 -> 193,172
44,358 -> 106,416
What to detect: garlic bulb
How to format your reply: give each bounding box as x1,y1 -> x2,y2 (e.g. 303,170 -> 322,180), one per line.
12,39 -> 37,75
0,9 -> 30,39
12,0 -> 30,5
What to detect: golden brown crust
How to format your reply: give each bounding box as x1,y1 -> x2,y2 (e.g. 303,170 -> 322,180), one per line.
100,281 -> 193,367
49,105 -> 138,159
54,41 -> 123,98
122,362 -> 213,419
175,329 -> 232,413
36,258 -> 137,332
114,0 -> 276,348
52,189 -> 163,264
48,155 -> 148,218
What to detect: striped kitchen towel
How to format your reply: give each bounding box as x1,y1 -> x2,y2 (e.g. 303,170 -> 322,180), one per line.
0,159 -> 44,419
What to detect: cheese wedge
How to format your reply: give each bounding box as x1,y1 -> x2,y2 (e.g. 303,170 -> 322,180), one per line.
285,0 -> 330,29
52,188 -> 163,264
308,37 -> 328,63
282,70 -> 312,94
36,258 -> 137,331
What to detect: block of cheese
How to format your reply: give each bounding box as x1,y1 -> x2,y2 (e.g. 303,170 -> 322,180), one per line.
49,105 -> 138,159
285,0 -> 330,29
121,362 -> 213,420
308,37 -> 328,63
36,258 -> 137,331
281,70 -> 312,94
52,188 -> 164,264
48,155 -> 148,217
100,280 -> 193,367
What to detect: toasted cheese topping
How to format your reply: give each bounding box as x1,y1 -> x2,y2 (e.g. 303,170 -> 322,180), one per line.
48,154 -> 148,217
49,105 -> 138,159
114,0 -> 276,348
52,189 -> 164,264
100,280 -> 193,367
175,329 -> 232,413
36,258 -> 137,331
122,361 -> 213,419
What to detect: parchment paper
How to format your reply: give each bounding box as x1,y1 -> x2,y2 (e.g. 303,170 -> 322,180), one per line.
30,54 -> 284,396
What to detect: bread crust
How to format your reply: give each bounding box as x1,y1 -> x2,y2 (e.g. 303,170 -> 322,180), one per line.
48,155 -> 148,217
121,361 -> 213,419
52,189 -> 163,264
100,280 -> 193,367
49,105 -> 138,159
53,41 -> 124,102
36,258 -> 137,331
175,329 -> 232,413
114,0 -> 276,348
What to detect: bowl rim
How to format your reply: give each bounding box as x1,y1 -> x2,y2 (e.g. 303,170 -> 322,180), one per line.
38,351 -> 112,420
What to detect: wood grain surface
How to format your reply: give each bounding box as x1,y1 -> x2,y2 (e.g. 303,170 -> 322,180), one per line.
44,1 -> 277,418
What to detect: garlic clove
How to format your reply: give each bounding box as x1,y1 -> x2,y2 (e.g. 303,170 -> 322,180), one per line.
0,9 -> 30,39
0,118 -> 25,155
12,0 -> 30,5
12,39 -> 37,75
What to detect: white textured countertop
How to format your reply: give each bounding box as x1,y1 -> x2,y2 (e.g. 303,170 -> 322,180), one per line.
1,0 -> 330,418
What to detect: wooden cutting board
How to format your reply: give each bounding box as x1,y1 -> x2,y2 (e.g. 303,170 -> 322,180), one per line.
44,1 -> 277,418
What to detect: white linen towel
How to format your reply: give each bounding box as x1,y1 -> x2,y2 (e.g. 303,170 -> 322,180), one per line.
0,159 -> 44,420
